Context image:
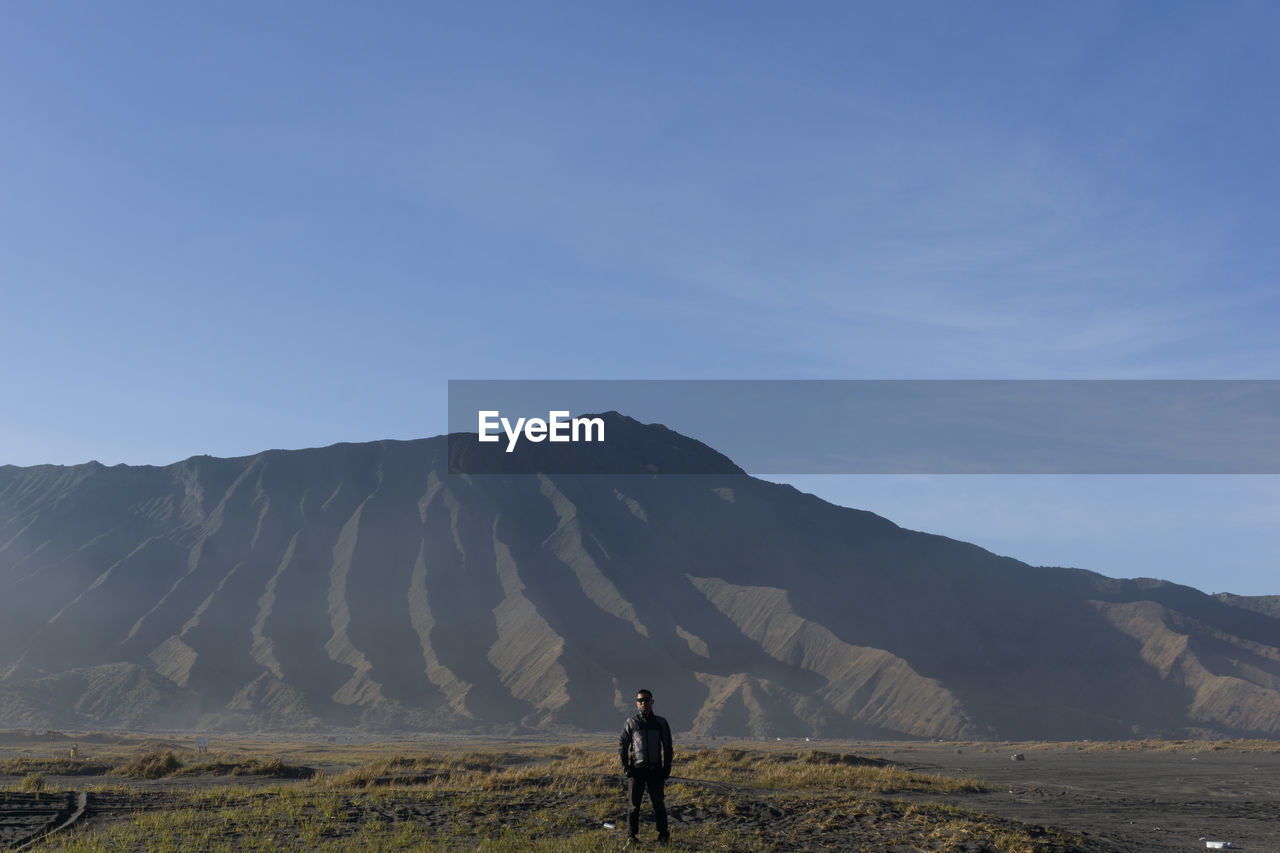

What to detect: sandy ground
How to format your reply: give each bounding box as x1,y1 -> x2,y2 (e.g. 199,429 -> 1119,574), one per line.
882,742 -> 1280,852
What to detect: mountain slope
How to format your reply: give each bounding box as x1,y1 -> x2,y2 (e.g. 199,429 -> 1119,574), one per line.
2,414 -> 1277,737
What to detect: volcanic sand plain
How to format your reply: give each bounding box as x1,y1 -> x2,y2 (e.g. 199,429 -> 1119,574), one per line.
1,731 -> 1277,852
883,740 -> 1280,852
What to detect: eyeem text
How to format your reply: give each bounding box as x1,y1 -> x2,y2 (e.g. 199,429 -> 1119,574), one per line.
477,410 -> 605,453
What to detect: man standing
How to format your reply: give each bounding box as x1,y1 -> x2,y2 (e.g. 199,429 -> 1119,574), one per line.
619,688 -> 673,845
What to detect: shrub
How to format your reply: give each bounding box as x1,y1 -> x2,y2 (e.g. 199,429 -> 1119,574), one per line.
115,750 -> 183,778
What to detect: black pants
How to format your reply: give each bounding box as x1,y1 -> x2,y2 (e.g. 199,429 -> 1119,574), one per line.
628,768 -> 668,837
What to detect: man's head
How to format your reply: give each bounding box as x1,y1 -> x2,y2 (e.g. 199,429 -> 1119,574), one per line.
635,689 -> 654,714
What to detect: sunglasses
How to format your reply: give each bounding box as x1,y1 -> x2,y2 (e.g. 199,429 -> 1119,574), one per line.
635,697 -> 653,703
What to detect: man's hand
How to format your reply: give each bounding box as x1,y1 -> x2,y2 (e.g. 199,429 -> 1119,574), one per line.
622,766 -> 634,778
661,767 -> 671,780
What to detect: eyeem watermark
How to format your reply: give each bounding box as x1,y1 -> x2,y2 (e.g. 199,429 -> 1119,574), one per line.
477,410 -> 605,453
452,380 -> 1280,473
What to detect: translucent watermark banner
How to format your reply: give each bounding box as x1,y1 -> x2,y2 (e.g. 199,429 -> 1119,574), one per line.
447,380 -> 1280,475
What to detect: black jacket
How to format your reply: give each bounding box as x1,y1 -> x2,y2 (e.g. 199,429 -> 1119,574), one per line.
619,712 -> 673,774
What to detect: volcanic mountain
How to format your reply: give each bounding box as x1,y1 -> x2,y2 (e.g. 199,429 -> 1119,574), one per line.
2,413 -> 1278,738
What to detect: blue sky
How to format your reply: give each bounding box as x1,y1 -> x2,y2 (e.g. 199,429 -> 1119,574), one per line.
3,2 -> 1277,594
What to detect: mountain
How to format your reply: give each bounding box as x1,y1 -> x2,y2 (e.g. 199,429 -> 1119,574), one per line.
2,413 -> 1278,739
1214,593 -> 1280,620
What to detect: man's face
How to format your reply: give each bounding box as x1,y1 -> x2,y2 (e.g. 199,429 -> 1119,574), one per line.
636,694 -> 654,713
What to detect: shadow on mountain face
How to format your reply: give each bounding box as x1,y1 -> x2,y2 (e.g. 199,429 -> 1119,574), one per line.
1,420 -> 1278,738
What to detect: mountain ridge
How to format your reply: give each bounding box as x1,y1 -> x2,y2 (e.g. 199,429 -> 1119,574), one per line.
2,418 -> 1277,738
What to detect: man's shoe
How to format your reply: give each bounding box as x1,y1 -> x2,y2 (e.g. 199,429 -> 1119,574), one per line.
625,836 -> 640,847
656,833 -> 670,845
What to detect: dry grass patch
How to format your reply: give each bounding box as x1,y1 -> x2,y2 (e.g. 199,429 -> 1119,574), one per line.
19,771 -> 47,793
0,757 -> 114,776
678,747 -> 989,794
327,748 -> 616,795
901,803 -> 1082,853
28,741 -> 1094,853
178,756 -> 315,779
112,750 -> 184,779
15,738 -> 1122,852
